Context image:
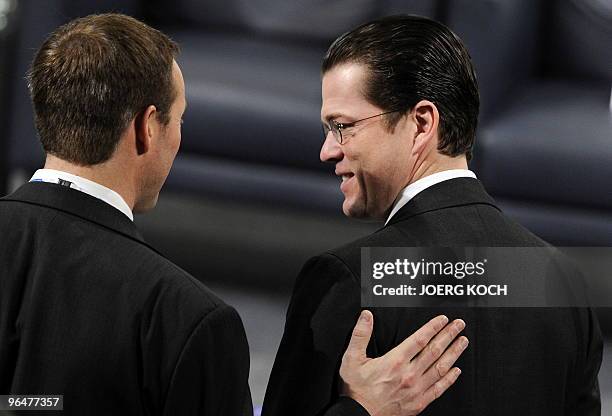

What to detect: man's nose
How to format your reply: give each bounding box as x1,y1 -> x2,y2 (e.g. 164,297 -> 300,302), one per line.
320,132 -> 343,163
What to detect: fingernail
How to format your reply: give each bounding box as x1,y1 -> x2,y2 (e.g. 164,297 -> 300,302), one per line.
455,368 -> 462,376
360,311 -> 371,322
455,319 -> 466,330
460,337 -> 469,348
440,315 -> 449,326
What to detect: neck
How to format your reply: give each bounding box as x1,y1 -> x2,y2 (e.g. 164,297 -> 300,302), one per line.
408,154 -> 469,186
43,154 -> 136,210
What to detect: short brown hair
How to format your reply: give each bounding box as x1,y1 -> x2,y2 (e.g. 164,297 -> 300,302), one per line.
27,13 -> 179,165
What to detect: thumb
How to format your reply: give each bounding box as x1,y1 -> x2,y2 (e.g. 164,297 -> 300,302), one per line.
345,310 -> 374,360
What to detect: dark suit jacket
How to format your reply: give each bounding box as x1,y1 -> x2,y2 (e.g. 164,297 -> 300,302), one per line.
263,178 -> 603,416
0,182 -> 252,415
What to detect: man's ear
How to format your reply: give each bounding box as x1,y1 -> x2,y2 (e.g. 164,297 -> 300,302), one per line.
134,105 -> 158,155
411,100 -> 439,156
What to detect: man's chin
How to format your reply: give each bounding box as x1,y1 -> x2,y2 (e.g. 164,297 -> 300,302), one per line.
342,199 -> 387,222
342,199 -> 368,220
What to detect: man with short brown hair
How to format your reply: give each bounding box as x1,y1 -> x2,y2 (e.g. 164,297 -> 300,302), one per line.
0,13 -> 252,415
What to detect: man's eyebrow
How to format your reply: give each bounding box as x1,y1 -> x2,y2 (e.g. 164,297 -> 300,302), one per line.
322,112 -> 348,123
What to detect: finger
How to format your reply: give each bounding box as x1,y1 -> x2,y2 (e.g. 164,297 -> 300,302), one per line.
389,315 -> 449,361
412,319 -> 465,372
344,310 -> 374,361
416,367 -> 462,412
421,336 -> 468,389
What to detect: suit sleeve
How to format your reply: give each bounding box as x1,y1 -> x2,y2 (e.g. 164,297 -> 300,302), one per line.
262,254 -> 372,416
163,304 -> 253,416
569,307 -> 603,416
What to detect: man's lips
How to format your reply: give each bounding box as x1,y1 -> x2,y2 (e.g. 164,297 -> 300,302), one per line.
337,172 -> 355,193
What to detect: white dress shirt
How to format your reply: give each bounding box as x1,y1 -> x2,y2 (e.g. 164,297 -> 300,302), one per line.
30,168 -> 134,221
385,169 -> 477,225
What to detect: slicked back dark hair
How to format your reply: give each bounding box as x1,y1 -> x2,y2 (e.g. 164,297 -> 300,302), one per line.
27,13 -> 179,166
322,15 -> 479,160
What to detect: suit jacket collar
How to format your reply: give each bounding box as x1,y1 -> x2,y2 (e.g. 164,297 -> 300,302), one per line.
2,181 -> 150,247
386,177 -> 500,227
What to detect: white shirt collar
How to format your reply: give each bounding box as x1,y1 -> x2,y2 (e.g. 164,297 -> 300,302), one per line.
385,169 -> 477,225
30,169 -> 134,221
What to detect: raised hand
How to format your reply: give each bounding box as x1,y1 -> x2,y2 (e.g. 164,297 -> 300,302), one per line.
339,311 -> 468,416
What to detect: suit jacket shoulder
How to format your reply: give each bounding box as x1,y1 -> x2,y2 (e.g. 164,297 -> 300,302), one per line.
0,183 -> 252,415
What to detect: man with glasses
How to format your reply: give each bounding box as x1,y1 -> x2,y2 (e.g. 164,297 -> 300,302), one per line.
263,15 -> 603,416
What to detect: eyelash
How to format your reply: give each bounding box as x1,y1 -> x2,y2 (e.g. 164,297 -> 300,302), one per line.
333,121 -> 355,131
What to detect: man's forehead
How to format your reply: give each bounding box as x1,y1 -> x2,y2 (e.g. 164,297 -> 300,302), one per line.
172,61 -> 184,89
172,60 -> 187,108
321,63 -> 373,120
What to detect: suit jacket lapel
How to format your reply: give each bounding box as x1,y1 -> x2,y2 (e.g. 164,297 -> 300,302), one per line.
386,177 -> 500,227
1,182 -> 157,251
